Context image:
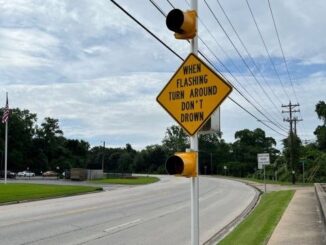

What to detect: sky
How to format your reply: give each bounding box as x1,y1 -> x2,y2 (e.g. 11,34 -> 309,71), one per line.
0,0 -> 325,150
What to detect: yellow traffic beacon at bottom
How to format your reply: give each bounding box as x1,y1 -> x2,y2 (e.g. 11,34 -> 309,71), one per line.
166,152 -> 197,177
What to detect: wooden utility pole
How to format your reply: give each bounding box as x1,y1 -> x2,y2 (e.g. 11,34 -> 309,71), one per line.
282,101 -> 301,184
293,117 -> 303,135
102,141 -> 105,171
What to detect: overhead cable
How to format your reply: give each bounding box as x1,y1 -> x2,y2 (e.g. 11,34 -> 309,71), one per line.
110,0 -> 287,137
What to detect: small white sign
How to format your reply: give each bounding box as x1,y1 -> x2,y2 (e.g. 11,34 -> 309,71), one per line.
257,153 -> 270,169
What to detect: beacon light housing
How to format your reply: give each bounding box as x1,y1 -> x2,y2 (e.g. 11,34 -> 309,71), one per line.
166,152 -> 197,177
166,9 -> 197,39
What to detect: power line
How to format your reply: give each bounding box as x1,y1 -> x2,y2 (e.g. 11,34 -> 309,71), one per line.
198,39 -> 288,132
231,97 -> 287,137
109,0 -> 183,61
245,0 -> 291,101
204,0 -> 284,122
267,0 -> 299,103
109,0 -> 287,137
152,0 -> 287,132
267,0 -> 307,136
215,0 -> 284,119
161,0 -> 287,133
216,0 -> 290,125
167,0 -> 287,131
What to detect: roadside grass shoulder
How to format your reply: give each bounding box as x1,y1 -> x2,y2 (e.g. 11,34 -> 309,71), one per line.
219,190 -> 294,245
243,177 -> 313,186
89,176 -> 159,185
0,183 -> 101,204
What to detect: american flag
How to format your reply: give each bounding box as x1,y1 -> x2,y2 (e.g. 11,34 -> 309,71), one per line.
2,95 -> 9,124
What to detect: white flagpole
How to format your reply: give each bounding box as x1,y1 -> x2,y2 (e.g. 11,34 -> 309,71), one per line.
4,119 -> 7,184
3,92 -> 8,184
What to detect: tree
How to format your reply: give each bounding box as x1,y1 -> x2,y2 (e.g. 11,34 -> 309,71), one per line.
132,151 -> 147,173
117,152 -> 133,174
65,139 -> 90,168
37,117 -> 63,140
233,128 -> 277,162
316,101 -> 326,124
35,117 -> 65,170
282,134 -> 302,172
162,125 -> 189,154
145,145 -> 167,173
0,108 -> 37,171
198,132 -> 231,175
314,101 -> 326,150
231,128 -> 278,176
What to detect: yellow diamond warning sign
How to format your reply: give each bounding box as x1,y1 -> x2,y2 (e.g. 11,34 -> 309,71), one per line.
157,53 -> 232,135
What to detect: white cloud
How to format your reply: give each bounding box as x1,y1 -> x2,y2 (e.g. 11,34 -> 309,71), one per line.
0,0 -> 325,150
0,28 -> 59,67
1,72 -> 174,148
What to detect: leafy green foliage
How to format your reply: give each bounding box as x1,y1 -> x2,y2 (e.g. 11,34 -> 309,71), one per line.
1,101 -> 325,182
0,108 -> 89,173
228,128 -> 279,177
282,134 -> 302,170
162,125 -> 189,154
314,101 -> 326,150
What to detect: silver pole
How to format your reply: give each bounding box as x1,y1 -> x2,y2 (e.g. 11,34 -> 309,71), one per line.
190,135 -> 199,245
302,161 -> 304,184
264,164 -> 266,193
191,1 -> 199,245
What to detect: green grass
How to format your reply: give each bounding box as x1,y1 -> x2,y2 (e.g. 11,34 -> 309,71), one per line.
90,176 -> 159,185
219,190 -> 295,245
243,177 -> 313,186
0,183 -> 102,204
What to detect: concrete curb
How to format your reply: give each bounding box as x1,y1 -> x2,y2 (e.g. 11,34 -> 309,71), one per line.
315,183 -> 326,228
203,180 -> 262,245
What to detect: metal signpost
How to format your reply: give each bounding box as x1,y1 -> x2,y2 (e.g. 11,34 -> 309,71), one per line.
257,153 -> 270,193
157,1 -> 232,244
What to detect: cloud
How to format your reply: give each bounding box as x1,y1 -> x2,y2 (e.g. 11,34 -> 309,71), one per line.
0,0 -> 325,150
0,28 -> 59,67
1,72 -> 175,148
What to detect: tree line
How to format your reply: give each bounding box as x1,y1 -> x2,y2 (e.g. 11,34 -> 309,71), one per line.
0,101 -> 325,182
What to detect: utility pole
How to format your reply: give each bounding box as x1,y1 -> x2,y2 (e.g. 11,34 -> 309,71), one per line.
282,101 -> 301,184
293,117 -> 303,135
210,152 -> 213,175
102,141 -> 105,171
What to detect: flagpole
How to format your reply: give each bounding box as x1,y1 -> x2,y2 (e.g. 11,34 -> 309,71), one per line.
2,92 -> 9,184
4,119 -> 7,184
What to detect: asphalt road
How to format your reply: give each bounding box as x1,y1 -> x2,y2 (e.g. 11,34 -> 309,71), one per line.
0,176 -> 256,245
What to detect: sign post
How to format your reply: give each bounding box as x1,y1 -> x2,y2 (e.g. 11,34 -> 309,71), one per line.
257,153 -> 270,193
158,2 -> 232,244
190,2 -> 199,245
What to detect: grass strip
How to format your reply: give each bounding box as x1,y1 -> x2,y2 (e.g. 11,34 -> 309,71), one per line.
219,190 -> 295,245
90,176 -> 159,185
244,177 -> 313,186
0,183 -> 102,204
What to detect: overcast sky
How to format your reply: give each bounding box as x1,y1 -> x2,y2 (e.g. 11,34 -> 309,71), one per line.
0,0 -> 325,149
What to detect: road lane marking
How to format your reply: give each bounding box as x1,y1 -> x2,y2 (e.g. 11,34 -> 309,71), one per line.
104,219 -> 141,233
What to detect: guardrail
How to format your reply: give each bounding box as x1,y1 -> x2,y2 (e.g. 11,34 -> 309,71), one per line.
315,183 -> 326,228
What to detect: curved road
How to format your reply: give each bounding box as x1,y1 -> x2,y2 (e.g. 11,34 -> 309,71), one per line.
0,176 -> 256,245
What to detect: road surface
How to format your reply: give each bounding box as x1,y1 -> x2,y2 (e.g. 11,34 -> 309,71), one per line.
0,176 -> 256,245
